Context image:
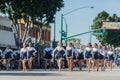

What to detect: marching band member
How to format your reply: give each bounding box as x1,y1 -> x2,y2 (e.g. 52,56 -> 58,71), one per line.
84,43 -> 92,72
76,45 -> 84,71
3,46 -> 14,70
27,42 -> 37,71
71,44 -> 77,70
66,42 -> 74,71
98,45 -> 104,71
102,46 -> 108,71
20,43 -> 28,72
107,47 -> 115,71
92,43 -> 99,72
43,43 -> 53,71
53,42 -> 65,72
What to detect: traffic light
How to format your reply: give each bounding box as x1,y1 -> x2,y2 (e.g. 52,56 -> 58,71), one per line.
62,30 -> 67,37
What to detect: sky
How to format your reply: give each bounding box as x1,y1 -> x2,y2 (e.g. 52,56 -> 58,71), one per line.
52,0 -> 120,45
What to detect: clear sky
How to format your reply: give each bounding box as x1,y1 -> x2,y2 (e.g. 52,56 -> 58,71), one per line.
51,0 -> 120,45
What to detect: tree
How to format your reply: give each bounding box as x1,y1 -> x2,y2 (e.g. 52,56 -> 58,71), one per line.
92,11 -> 120,47
0,0 -> 64,46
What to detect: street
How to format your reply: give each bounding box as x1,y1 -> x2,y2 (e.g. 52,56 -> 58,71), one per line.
0,68 -> 120,80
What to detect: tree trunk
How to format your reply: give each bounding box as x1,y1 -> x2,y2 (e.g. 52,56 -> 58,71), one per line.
22,18 -> 29,43
37,27 -> 42,43
23,21 -> 32,43
11,19 -> 21,46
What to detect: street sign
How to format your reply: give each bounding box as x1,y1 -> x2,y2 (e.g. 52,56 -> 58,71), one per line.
102,22 -> 120,30
93,29 -> 107,36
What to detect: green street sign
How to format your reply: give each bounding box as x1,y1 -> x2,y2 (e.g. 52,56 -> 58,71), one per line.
93,33 -> 103,36
93,29 -> 107,36
102,29 -> 107,33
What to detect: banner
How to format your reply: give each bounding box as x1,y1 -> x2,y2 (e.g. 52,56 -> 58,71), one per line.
102,22 -> 120,30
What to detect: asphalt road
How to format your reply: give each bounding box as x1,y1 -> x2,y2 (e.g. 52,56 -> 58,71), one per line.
0,68 -> 120,80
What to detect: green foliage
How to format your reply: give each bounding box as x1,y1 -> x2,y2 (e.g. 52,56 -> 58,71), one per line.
0,0 -> 64,25
0,0 -> 64,45
92,11 -> 120,47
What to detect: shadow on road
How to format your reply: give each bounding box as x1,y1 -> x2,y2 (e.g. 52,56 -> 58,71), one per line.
0,72 -> 63,76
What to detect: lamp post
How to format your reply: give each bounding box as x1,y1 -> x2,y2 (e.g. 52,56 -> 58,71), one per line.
60,6 -> 94,43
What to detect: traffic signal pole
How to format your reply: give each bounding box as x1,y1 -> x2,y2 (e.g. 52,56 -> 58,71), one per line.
60,6 -> 94,43
60,14 -> 63,42
63,28 -> 106,40
65,23 -> 68,45
89,25 -> 92,43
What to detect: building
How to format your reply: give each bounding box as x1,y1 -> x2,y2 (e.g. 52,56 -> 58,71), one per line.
17,19 -> 51,45
0,16 -> 51,49
0,16 -> 17,48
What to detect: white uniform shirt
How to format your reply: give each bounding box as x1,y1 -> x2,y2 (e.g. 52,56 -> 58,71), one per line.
20,48 -> 28,58
27,47 -> 37,56
84,47 -> 92,58
76,48 -> 84,57
54,46 -> 65,52
53,46 -> 66,56
85,47 -> 92,52
14,50 -> 21,57
107,51 -> 115,59
101,50 -> 108,56
77,49 -> 84,53
108,51 -> 114,55
92,48 -> 99,56
44,47 -> 53,55
66,46 -> 74,57
92,48 -> 98,52
3,48 -> 14,58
